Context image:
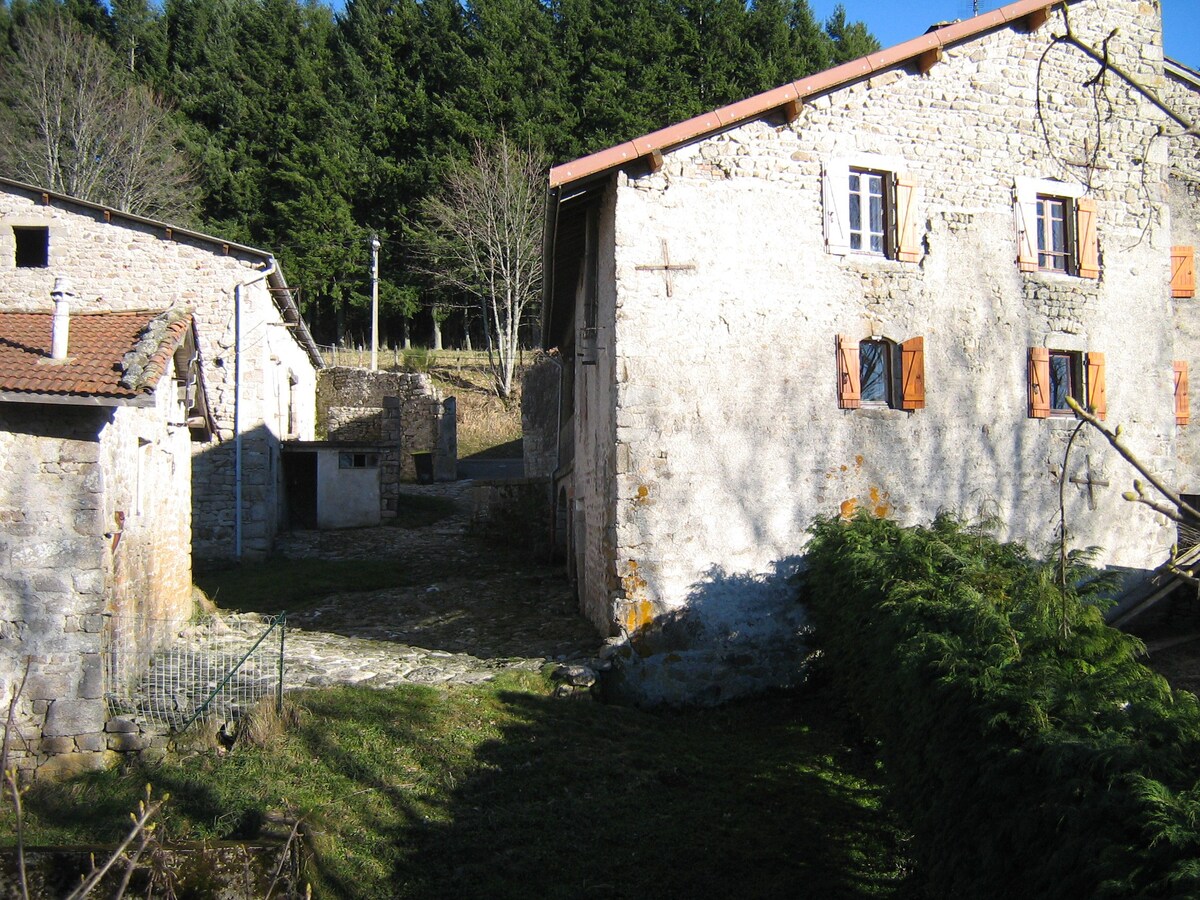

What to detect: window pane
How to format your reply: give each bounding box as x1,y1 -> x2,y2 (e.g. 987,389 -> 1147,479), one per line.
1050,353 -> 1073,410
1037,196 -> 1069,271
1051,207 -> 1065,253
1037,199 -> 1048,258
849,190 -> 862,250
869,192 -> 883,253
860,341 -> 888,403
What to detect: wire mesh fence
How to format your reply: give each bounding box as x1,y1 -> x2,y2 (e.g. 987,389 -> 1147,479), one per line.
102,613 -> 285,732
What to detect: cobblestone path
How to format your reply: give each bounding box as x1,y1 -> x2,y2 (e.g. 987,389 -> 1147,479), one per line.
271,481 -> 601,691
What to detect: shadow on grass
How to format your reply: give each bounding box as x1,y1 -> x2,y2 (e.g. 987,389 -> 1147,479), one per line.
11,677 -> 911,899
394,686 -> 911,900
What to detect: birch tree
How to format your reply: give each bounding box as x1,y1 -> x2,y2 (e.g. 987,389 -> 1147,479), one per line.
0,13 -> 195,220
411,135 -> 545,399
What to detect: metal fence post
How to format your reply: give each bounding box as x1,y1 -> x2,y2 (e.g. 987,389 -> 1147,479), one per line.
277,611 -> 286,714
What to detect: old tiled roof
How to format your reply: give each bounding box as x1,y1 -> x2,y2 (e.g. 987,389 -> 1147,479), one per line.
549,0 -> 1062,190
0,309 -> 191,404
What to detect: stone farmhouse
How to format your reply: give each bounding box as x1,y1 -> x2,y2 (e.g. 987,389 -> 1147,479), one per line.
0,177 -> 324,560
0,300 -> 208,776
538,0 -> 1200,703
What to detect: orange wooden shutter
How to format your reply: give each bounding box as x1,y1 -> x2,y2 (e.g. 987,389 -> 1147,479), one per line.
1086,351 -> 1106,421
1015,192 -> 1038,272
837,334 -> 860,409
894,175 -> 920,263
1076,197 -> 1099,279
1172,246 -> 1196,298
900,336 -> 925,410
1175,360 -> 1190,426
1029,347 -> 1050,418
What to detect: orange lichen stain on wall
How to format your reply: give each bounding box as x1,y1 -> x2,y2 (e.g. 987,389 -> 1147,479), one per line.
619,560 -> 655,635
621,599 -> 655,635
621,560 -> 649,600
826,456 -> 865,480
840,497 -> 860,519
635,484 -> 650,505
869,486 -> 893,518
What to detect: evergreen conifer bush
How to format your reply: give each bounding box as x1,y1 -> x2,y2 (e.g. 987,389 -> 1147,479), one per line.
801,512 -> 1200,898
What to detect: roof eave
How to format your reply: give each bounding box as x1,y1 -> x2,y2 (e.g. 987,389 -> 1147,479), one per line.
0,390 -> 154,408
1165,57 -> 1200,90
547,0 -> 1062,192
266,268 -> 325,368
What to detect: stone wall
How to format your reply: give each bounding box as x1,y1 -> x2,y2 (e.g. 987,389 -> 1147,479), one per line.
521,352 -> 562,478
317,367 -> 443,482
565,0 -> 1182,703
0,187 -> 319,559
1165,65 -> 1200,486
469,477 -> 554,557
0,369 -> 194,777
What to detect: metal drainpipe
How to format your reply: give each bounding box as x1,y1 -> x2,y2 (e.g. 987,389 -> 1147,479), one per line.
234,257 -> 277,559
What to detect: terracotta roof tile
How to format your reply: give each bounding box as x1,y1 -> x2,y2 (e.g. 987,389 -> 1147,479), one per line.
0,310 -> 190,402
548,0 -> 1059,189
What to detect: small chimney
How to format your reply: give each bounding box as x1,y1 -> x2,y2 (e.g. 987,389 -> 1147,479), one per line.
50,275 -> 75,360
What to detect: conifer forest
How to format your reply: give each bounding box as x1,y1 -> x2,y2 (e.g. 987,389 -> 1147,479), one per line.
0,0 -> 878,346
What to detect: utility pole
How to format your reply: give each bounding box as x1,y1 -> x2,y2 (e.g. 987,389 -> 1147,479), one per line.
370,234 -> 381,371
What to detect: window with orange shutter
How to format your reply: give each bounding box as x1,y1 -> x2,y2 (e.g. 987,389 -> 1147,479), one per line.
1014,178 -> 1096,279
839,335 -> 925,411
1029,347 -> 1104,418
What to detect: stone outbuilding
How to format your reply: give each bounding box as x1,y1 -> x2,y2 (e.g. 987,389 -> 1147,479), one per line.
0,300 -> 209,776
538,0 -> 1200,703
0,177 -> 324,561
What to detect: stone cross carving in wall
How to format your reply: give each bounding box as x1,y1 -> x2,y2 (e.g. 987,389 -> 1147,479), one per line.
635,239 -> 696,297
1069,455 -> 1110,511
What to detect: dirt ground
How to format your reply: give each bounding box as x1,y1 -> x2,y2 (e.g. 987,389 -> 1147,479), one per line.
273,481 -> 602,664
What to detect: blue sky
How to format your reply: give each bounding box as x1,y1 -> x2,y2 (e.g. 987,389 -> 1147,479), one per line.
814,1 -> 1199,71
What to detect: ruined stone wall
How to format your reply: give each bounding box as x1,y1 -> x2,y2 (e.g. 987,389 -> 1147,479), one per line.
1165,66 -> 1200,484
0,374 -> 192,776
316,367 -> 441,481
0,190 -> 319,559
583,0 -> 1179,703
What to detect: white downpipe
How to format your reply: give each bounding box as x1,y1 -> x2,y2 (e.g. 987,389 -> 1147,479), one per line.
234,257 -> 277,559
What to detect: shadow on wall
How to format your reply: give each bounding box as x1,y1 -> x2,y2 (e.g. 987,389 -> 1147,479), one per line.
602,556 -> 812,708
192,423 -> 282,561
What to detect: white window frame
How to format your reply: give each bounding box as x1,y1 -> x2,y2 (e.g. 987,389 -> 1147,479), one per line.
824,152 -> 910,259
1014,176 -> 1086,275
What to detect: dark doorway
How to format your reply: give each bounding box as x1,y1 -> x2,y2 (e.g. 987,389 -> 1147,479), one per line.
283,451 -> 318,530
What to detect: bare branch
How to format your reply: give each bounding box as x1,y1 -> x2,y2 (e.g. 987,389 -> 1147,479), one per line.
1066,395 -> 1200,522
0,13 -> 196,220
410,134 -> 546,397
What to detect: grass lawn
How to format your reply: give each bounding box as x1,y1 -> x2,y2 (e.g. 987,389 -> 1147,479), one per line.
6,673 -> 911,899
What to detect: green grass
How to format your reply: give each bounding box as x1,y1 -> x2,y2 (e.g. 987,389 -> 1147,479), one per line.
193,556 -> 420,614
6,674 -> 912,899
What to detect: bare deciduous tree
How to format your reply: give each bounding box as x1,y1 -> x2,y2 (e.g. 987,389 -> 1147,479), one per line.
411,134 -> 546,399
0,14 -> 196,221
